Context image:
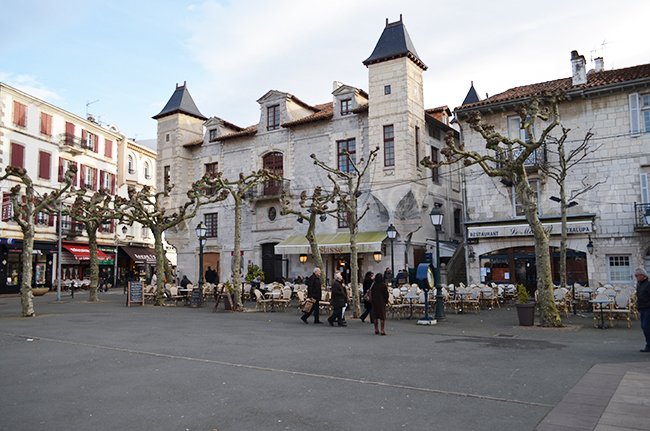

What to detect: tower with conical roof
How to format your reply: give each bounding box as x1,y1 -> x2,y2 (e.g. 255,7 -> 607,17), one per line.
153,82 -> 206,244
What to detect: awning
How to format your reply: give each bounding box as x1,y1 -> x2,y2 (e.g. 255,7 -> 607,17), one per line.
121,246 -> 157,264
62,243 -> 110,261
274,231 -> 386,255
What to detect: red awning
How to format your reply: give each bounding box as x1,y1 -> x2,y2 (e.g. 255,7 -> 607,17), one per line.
63,243 -> 110,261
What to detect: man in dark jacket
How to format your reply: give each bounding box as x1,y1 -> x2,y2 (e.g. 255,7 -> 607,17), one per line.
328,272 -> 348,327
634,267 -> 650,352
301,267 -> 323,324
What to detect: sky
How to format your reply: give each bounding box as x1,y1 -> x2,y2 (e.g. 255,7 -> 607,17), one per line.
2,0 -> 649,142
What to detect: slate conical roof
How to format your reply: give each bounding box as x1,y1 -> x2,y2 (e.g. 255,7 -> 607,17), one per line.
363,16 -> 427,70
461,81 -> 480,106
152,82 -> 206,120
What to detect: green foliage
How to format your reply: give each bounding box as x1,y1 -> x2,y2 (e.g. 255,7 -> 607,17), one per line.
245,264 -> 265,283
516,284 -> 530,303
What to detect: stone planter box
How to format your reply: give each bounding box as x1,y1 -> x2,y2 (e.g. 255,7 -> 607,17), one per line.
32,287 -> 50,296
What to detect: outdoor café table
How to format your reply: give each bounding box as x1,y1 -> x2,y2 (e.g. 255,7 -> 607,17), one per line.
590,298 -> 613,329
456,291 -> 468,314
403,292 -> 419,319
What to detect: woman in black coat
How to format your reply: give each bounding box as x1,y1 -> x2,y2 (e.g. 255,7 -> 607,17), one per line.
370,273 -> 389,335
328,272 -> 348,327
359,271 -> 374,323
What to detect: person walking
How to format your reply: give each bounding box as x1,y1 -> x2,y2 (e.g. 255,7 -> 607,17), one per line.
301,267 -> 323,324
328,272 -> 348,327
359,271 -> 374,323
370,273 -> 389,335
634,267 -> 650,352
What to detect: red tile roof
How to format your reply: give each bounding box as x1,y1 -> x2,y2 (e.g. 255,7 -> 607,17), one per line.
282,102 -> 333,127
459,62 -> 650,112
218,125 -> 258,141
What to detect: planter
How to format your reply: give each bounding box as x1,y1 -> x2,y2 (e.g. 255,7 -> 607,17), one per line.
32,287 -> 50,296
516,302 -> 535,326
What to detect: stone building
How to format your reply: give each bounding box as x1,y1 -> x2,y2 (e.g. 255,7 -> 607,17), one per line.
155,17 -> 463,285
457,52 -> 650,290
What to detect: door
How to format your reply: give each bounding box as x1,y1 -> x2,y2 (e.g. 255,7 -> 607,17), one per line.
261,243 -> 283,282
262,152 -> 283,196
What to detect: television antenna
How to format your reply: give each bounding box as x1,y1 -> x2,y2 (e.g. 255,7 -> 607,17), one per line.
85,99 -> 99,119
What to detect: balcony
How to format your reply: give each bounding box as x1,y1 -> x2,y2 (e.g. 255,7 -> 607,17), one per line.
496,146 -> 546,171
57,220 -> 85,238
634,202 -> 650,231
58,134 -> 95,154
247,179 -> 291,201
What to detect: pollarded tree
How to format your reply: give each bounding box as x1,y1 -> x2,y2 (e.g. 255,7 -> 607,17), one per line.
423,95 -> 562,327
68,188 -> 116,302
311,146 -> 379,318
203,170 -> 279,310
114,177 -> 227,305
0,165 -> 76,317
280,186 -> 338,289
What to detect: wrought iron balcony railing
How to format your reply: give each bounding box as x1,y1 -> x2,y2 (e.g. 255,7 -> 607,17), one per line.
247,179 -> 291,201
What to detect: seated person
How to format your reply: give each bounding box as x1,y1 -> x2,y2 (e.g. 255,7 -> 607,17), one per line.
179,275 -> 192,296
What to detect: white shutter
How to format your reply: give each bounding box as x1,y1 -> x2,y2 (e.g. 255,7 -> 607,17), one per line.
641,173 -> 649,204
630,93 -> 640,135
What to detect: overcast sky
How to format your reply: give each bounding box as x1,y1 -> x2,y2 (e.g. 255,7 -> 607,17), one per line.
2,0 -> 649,141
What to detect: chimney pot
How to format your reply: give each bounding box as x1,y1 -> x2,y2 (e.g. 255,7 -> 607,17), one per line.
594,57 -> 604,72
571,50 -> 587,86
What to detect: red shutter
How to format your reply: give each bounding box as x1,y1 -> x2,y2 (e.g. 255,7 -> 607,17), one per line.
38,151 -> 51,180
92,167 -> 97,190
94,136 -> 99,152
58,158 -> 64,182
99,170 -> 105,190
110,174 -> 116,194
80,164 -> 86,188
105,140 -> 112,158
72,162 -> 78,187
40,112 -> 52,135
13,101 -> 26,127
10,143 -> 24,168
81,130 -> 87,148
48,213 -> 54,226
65,122 -> 75,145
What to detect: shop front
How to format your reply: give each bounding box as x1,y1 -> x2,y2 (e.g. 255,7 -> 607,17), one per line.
0,239 -> 56,294
119,245 -> 157,283
60,243 -> 112,283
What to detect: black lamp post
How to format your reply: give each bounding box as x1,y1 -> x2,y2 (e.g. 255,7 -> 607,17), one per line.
429,206 -> 445,320
386,224 -> 398,285
195,222 -> 207,307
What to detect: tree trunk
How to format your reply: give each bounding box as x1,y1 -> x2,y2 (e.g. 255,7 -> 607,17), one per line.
559,179 -> 568,290
232,195 -> 243,310
306,213 -> 325,289
153,229 -> 166,306
20,224 -> 36,317
348,178 -> 360,318
87,227 -> 100,302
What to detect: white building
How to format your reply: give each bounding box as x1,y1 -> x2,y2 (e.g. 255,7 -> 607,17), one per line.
456,52 -> 650,290
155,17 -> 464,285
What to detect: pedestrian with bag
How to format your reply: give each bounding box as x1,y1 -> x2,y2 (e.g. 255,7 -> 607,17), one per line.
634,267 -> 650,352
359,271 -> 374,323
328,272 -> 348,327
370,273 -> 389,335
301,267 -> 323,324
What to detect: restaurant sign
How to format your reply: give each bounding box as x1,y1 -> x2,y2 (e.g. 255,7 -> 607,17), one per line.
468,220 -> 592,239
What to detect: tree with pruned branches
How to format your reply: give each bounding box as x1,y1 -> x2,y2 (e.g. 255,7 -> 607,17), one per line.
0,165 -> 76,317
311,146 -> 379,318
281,186 -> 338,289
422,95 -> 563,327
114,176 -> 227,305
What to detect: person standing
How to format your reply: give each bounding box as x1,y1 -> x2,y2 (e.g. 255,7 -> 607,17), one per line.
328,272 -> 348,327
634,267 -> 650,352
383,267 -> 393,286
359,271 -> 374,323
370,273 -> 389,335
301,267 -> 323,324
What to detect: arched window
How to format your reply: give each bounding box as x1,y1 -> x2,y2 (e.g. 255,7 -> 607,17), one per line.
144,161 -> 151,179
262,152 -> 283,196
127,155 -> 135,174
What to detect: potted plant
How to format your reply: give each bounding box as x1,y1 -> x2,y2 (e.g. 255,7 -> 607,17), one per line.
515,284 -> 535,326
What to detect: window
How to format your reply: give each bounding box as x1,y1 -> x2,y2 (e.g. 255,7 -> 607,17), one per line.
340,98 -> 351,115
337,206 -> 349,229
144,162 -> 151,179
642,94 -> 650,133
104,139 -> 113,158
415,126 -> 420,168
453,208 -> 462,236
513,180 -> 540,216
205,213 -> 218,238
641,173 -> 650,204
164,165 -> 170,188
10,142 -> 24,169
128,155 -> 135,174
267,104 -> 280,131
80,165 -> 97,190
2,192 -> 13,222
40,112 -> 52,136
428,123 -> 441,140
38,151 -> 51,180
58,158 -> 78,186
384,85 -> 391,95
36,211 -> 49,226
204,162 -> 219,195
13,101 -> 26,127
99,171 -> 115,194
165,133 -> 170,142
383,125 -> 395,167
141,225 -> 150,239
337,138 -> 356,173
99,220 -> 114,234
81,130 -> 98,151
209,128 -> 218,141
262,152 -> 283,196
507,115 -> 535,142
430,147 -> 439,183
608,255 -> 632,283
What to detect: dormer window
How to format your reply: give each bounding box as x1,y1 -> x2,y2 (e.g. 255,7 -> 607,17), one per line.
267,105 -> 280,131
209,128 -> 218,141
340,98 -> 352,116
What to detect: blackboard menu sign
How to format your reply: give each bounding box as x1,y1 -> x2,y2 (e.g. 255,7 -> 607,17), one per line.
190,287 -> 202,308
127,281 -> 145,307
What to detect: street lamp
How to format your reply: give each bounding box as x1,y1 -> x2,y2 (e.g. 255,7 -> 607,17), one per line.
373,251 -> 382,262
586,235 -> 594,255
386,224 -> 398,285
429,205 -> 445,320
195,222 -> 207,307
299,254 -> 308,264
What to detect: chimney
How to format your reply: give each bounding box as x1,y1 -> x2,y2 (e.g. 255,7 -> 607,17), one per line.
332,81 -> 343,91
594,57 -> 604,73
571,50 -> 587,85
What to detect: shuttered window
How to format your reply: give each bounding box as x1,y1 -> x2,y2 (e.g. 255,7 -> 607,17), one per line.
13,101 -> 26,127
104,139 -> 112,158
65,122 -> 75,145
630,93 -> 641,135
40,112 -> 52,136
38,151 -> 51,180
10,142 -> 24,168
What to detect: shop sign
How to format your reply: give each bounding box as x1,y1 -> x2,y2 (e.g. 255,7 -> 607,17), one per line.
468,220 -> 592,239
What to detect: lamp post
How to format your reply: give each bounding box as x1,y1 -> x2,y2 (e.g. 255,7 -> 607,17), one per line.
386,224 -> 397,285
56,199 -> 63,302
195,222 -> 207,307
429,206 -> 445,320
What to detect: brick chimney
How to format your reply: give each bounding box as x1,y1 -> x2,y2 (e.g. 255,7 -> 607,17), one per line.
594,57 -> 604,73
571,50 -> 587,85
